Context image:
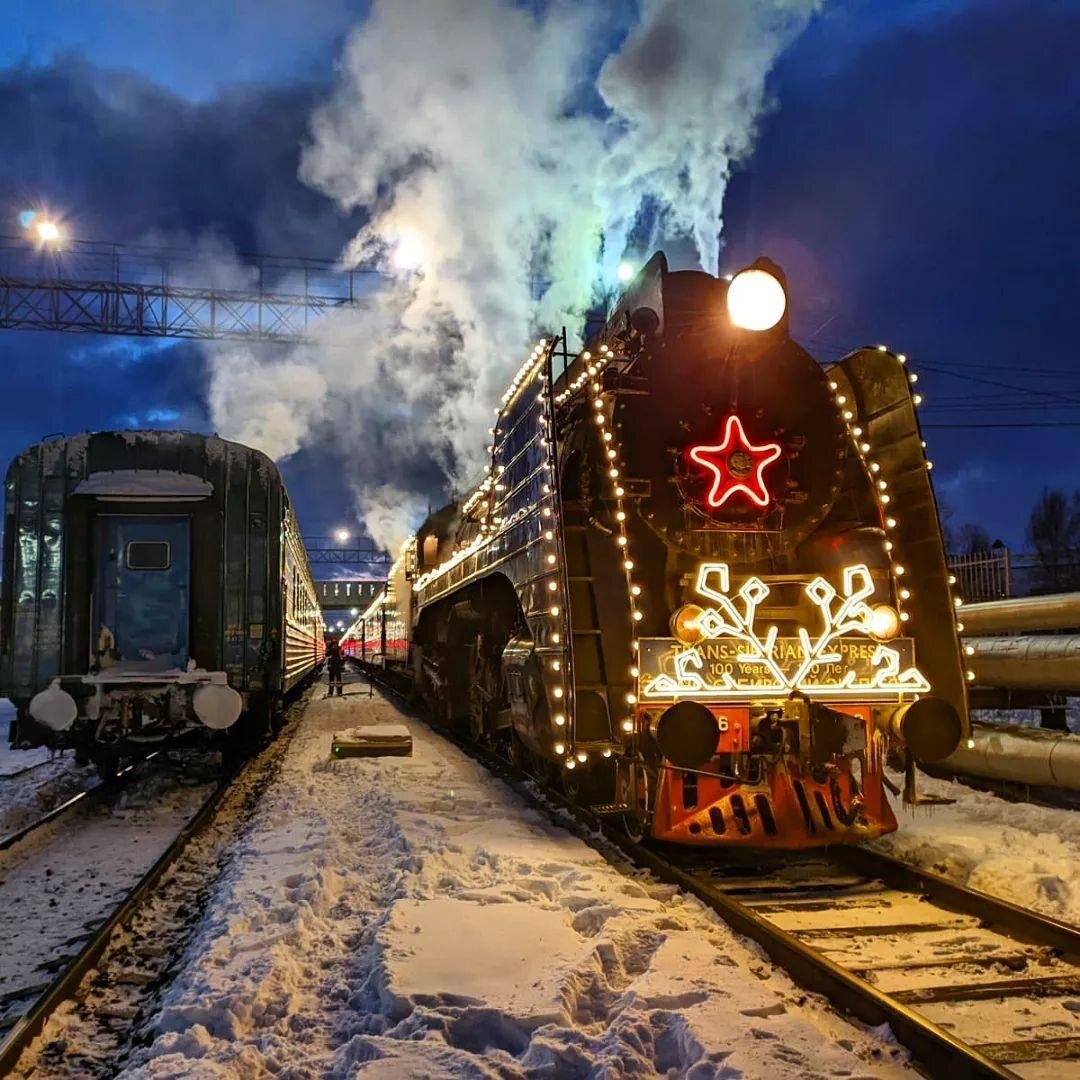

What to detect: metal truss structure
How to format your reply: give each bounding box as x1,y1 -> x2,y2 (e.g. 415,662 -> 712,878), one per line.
303,537 -> 393,566
0,236 -> 379,343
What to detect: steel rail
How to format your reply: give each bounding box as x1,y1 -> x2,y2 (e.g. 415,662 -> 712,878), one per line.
355,659 -> 1072,1079
0,752 -> 159,853
0,704 -> 305,1074
835,845 -> 1080,956
0,782 -> 226,1072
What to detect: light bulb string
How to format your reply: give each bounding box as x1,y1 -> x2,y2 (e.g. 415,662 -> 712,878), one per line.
541,332 -> 578,755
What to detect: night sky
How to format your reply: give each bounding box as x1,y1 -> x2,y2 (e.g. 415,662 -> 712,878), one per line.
0,0 -> 1076,554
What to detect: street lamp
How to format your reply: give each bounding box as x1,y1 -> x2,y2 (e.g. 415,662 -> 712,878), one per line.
35,219 -> 61,245
335,528 -> 351,543
21,210 -> 63,247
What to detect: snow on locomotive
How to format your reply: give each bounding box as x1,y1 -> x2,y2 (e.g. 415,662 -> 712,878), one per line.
0,431 -> 325,776
351,253 -> 968,847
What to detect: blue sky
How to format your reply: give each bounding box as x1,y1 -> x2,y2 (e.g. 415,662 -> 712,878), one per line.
0,0 -> 1076,550
1,0 -> 365,100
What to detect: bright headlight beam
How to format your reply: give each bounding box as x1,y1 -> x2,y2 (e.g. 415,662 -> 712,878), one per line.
391,228 -> 424,272
726,267 -> 786,331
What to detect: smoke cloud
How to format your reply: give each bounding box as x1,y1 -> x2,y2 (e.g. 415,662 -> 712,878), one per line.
207,0 -> 818,551
596,0 -> 819,275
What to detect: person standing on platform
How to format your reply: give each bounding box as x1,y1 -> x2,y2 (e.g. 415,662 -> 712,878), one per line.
326,640 -> 345,697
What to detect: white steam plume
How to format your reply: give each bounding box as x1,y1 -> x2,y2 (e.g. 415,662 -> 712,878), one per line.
207,0 -> 817,551
597,0 -> 819,276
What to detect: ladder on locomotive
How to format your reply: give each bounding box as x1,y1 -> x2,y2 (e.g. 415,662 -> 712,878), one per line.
562,498 -> 632,750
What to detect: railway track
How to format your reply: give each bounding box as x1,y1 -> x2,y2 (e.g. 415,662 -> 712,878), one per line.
356,660 -> 1080,1079
0,753 -> 159,853
0,703 -> 307,1077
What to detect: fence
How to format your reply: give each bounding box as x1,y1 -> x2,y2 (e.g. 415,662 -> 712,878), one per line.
946,547 -> 1080,600
948,548 -> 1012,602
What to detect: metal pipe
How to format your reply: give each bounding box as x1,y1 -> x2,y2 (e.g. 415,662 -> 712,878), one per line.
961,592 -> 1080,635
936,722 -> 1080,790
966,634 -> 1080,691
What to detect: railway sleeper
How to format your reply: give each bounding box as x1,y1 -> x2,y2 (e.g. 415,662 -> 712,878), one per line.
970,1036 -> 1080,1065
891,973 -> 1080,1005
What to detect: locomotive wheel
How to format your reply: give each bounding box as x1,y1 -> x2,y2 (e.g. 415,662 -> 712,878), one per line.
561,764 -> 592,804
421,658 -> 451,727
502,726 -> 525,770
619,763 -> 652,842
429,684 -> 451,728
269,697 -> 286,735
523,744 -> 554,786
467,646 -> 498,744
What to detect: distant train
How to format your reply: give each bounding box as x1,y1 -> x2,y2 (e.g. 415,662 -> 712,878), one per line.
1,431 -> 324,776
346,252 -> 969,848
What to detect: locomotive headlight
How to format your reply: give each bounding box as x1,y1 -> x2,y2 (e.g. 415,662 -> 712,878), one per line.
726,268 -> 786,331
671,603 -> 705,645
868,603 -> 902,641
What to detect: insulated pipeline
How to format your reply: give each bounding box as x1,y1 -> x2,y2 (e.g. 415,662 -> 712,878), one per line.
964,634 -> 1080,692
961,593 -> 1080,635
937,721 -> 1080,790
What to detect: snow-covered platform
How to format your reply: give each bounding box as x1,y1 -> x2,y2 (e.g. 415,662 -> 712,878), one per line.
129,684 -> 908,1077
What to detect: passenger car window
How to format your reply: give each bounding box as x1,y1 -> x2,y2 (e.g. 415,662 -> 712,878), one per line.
125,540 -> 171,571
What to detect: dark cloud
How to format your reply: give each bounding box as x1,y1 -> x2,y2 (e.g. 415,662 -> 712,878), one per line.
0,333 -> 205,448
0,58 -> 363,537
0,56 -> 359,256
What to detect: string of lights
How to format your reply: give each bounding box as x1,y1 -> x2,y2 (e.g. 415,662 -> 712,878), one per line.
829,345 -> 975,685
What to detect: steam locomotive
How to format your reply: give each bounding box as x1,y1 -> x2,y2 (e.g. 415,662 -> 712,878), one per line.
1,431 -> 325,776
349,253 -> 969,847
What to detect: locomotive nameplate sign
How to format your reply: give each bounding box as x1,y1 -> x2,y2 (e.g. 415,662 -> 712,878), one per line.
639,561 -> 931,702
639,636 -> 920,701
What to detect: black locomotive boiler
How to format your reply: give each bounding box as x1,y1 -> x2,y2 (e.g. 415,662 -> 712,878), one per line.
350,253 -> 969,849
1,430 -> 324,774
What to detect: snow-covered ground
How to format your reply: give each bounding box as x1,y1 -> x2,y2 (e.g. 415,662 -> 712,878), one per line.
0,698 -> 98,839
0,698 -> 51,776
121,673 -> 908,1078
875,769 -> 1080,926
0,754 -> 217,1030
973,701 -> 1080,735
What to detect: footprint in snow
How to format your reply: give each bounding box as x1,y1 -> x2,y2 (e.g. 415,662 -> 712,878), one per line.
740,1002 -> 786,1019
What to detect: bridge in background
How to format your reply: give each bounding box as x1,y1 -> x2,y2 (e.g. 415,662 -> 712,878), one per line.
304,536 -> 392,568
0,236 -> 380,343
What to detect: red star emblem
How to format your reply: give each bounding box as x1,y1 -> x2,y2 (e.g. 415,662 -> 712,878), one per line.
689,415 -> 782,509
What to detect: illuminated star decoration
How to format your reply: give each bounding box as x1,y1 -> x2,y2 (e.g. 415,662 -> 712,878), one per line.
689,414 -> 782,509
